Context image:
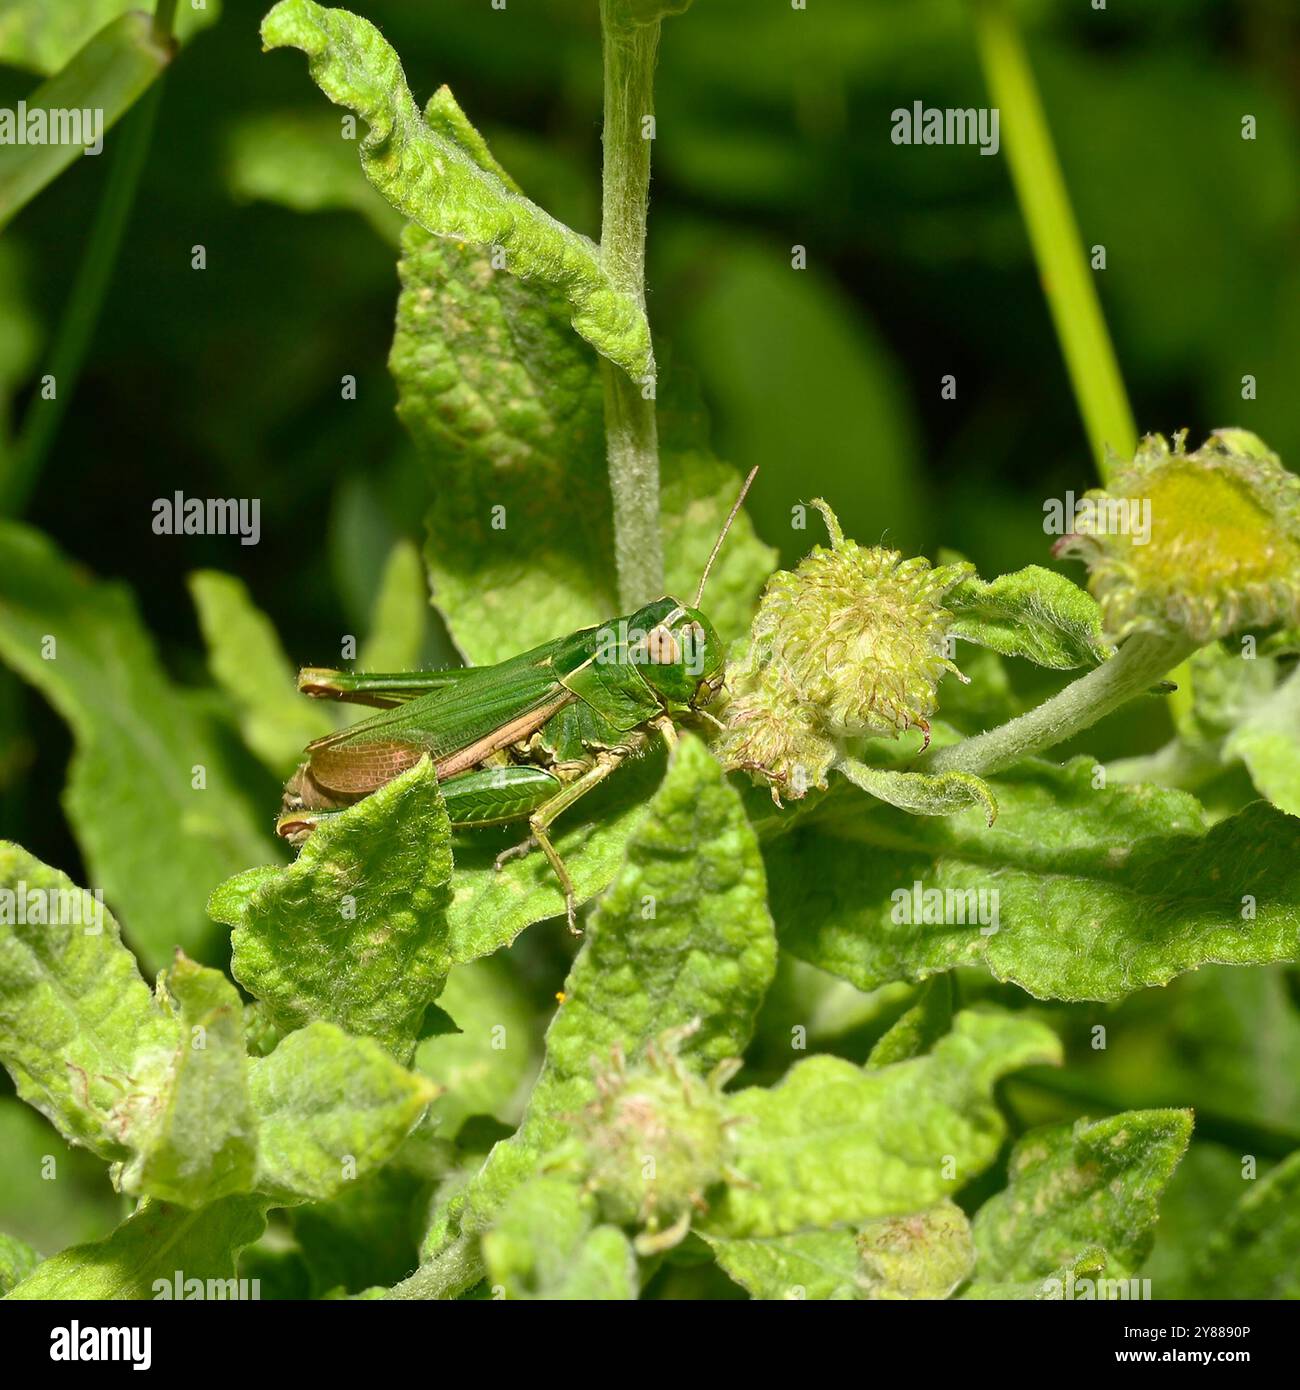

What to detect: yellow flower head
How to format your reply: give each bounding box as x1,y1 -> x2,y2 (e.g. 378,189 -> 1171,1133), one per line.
1056,430 -> 1300,643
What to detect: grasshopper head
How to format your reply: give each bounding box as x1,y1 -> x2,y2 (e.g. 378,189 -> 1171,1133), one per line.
624,596 -> 726,713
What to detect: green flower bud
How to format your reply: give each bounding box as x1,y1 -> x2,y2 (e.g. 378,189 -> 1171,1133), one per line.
574,1024 -> 738,1254
855,1199 -> 976,1300
1056,429 -> 1300,644
719,499 -> 972,797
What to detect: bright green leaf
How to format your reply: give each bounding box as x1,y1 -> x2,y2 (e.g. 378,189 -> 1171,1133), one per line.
116,955 -> 258,1207
946,565 -> 1112,669
0,524 -> 274,970
248,1022 -> 437,1203
769,758 -> 1300,1002
444,736 -> 776,1244
706,1230 -> 859,1301
961,1246 -> 1108,1300
260,0 -> 651,377
0,1231 -> 40,1294
5,1195 -> 269,1300
0,843 -> 177,1159
0,1 -> 215,76
835,757 -> 998,824
482,1177 -> 637,1301
393,226 -> 772,666
704,1010 -> 1061,1239
211,758 -> 453,1063
971,1110 -> 1192,1283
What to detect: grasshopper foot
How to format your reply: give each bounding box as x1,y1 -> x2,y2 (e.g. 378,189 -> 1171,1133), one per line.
494,835 -> 536,872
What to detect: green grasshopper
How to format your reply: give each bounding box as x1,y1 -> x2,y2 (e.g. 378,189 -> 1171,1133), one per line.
277,470 -> 757,931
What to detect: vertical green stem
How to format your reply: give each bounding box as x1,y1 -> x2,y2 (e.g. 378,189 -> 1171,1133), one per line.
971,0 -> 1137,479
599,1 -> 664,609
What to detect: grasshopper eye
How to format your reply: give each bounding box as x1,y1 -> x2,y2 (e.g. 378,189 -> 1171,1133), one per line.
645,626 -> 682,665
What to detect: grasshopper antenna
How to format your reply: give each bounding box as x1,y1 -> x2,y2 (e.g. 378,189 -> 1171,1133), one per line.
694,466 -> 758,608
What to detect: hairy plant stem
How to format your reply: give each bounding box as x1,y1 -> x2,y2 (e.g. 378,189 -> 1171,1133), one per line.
971,0 -> 1136,481
385,1233 -> 484,1301
925,631 -> 1197,777
599,1 -> 663,610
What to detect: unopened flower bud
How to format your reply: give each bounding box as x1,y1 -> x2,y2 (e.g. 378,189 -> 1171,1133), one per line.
719,500 -> 972,797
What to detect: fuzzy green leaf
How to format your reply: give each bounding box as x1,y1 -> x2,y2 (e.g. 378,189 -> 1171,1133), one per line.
210,758 -> 453,1063
442,736 -> 776,1244
0,524 -> 273,969
248,1022 -> 437,1203
5,1195 -> 269,1300
0,843 -> 177,1158
116,956 -> 258,1207
189,570 -> 333,776
835,757 -> 997,824
396,223 -> 773,667
971,1110 -> 1192,1283
260,0 -> 650,377
704,1011 -> 1061,1239
706,1230 -> 860,1301
769,758 -> 1300,1002
946,565 -> 1112,669
482,1177 -> 637,1301
0,13 -> 171,229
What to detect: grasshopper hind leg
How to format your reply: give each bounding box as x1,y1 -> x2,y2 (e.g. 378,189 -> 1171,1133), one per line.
489,751 -> 629,934
525,751 -> 627,934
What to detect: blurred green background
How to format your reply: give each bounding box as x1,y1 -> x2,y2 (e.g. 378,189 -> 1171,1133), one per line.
0,0 -> 1297,1281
